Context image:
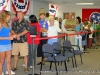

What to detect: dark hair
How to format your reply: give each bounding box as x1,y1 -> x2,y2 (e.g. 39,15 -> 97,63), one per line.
16,11 -> 24,16
29,15 -> 38,23
15,13 -> 17,17
76,16 -> 81,24
90,19 -> 93,23
46,13 -> 49,17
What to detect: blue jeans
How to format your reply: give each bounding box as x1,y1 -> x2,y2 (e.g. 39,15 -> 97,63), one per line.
48,38 -> 58,45
28,44 -> 37,66
74,35 -> 83,51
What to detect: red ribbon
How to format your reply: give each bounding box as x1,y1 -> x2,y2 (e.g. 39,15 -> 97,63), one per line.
34,30 -> 98,40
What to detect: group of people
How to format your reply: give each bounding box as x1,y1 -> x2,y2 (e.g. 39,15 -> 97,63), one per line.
0,9 -> 100,75
0,10 -> 64,75
61,12 -> 100,51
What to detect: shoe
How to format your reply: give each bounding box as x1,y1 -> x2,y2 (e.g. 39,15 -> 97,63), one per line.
2,72 -> 4,75
22,64 -> 25,67
37,62 -> 41,65
12,67 -> 18,71
24,68 -> 29,73
37,62 -> 44,65
6,70 -> 15,74
29,66 -> 33,69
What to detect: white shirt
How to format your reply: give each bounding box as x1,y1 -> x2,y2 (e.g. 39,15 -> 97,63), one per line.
47,25 -> 61,39
89,27 -> 94,38
62,19 -> 66,32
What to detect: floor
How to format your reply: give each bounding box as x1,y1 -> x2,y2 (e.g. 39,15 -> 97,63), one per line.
3,46 -> 100,75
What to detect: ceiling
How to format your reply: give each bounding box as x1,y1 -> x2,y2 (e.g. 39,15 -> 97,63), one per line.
33,0 -> 100,5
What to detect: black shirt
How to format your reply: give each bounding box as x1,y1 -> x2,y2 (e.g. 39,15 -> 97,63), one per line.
12,19 -> 29,43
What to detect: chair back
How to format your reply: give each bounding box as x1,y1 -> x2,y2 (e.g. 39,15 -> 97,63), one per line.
52,42 -> 62,54
63,40 -> 71,51
42,44 -> 53,57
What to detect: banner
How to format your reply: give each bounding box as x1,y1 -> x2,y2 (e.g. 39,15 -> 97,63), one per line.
12,0 -> 30,14
82,8 -> 100,24
49,4 -> 58,17
0,0 -> 9,12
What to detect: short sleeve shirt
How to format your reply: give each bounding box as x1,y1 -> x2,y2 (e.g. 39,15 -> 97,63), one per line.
64,19 -> 76,30
12,19 -> 29,43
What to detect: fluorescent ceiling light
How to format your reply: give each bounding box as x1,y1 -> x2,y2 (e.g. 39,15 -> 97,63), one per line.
76,3 -> 94,5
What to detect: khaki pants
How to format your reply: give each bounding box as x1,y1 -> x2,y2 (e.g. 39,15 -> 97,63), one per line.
12,42 -> 28,56
66,31 -> 75,45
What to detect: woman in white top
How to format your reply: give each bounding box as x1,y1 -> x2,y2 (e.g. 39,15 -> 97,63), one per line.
47,16 -> 63,45
87,20 -> 94,48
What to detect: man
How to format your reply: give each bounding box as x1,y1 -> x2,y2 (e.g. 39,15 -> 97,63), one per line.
59,18 -> 62,29
62,13 -> 69,40
64,12 -> 76,45
11,11 -> 29,72
62,13 -> 69,32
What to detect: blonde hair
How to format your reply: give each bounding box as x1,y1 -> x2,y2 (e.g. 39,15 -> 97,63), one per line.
39,11 -> 45,16
1,10 -> 11,27
0,12 -> 3,22
48,15 -> 54,21
0,12 -> 3,29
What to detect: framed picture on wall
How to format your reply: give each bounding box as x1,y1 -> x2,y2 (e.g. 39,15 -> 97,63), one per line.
39,8 -> 44,12
63,12 -> 75,20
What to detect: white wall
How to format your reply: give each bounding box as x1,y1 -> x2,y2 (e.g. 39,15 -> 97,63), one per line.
57,5 -> 100,19
32,0 -> 49,19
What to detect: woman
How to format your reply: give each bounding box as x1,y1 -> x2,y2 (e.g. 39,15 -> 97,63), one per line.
47,16 -> 63,45
37,11 -> 48,65
87,20 -> 94,48
74,16 -> 83,52
96,21 -> 100,45
27,15 -> 40,67
0,10 -> 14,75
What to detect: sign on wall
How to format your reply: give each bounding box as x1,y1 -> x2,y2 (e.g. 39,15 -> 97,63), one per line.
82,8 -> 100,24
0,0 -> 9,12
49,4 -> 58,17
12,0 -> 30,14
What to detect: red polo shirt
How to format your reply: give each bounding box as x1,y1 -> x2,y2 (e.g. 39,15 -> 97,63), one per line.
27,22 -> 40,44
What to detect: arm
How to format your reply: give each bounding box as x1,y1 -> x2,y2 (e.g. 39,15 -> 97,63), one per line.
41,21 -> 48,32
0,37 -> 9,40
18,21 -> 29,37
11,30 -> 17,35
18,30 -> 28,36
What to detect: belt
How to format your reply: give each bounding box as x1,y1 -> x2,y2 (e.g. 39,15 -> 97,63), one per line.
67,30 -> 74,31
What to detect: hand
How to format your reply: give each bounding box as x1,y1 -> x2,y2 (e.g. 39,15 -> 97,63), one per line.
16,34 -> 20,40
8,36 -> 14,40
12,35 -> 17,38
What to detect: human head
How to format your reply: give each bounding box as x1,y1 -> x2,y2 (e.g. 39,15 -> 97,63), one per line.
65,13 -> 69,19
69,12 -> 73,20
49,15 -> 54,26
16,11 -> 24,21
84,19 -> 88,25
39,11 -> 45,20
59,18 -> 62,22
29,15 -> 38,23
46,13 -> 49,17
55,17 -> 58,21
76,16 -> 81,24
2,10 -> 11,23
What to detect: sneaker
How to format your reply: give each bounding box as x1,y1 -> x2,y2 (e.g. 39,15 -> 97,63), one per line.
29,66 -> 33,69
6,70 -> 15,74
22,64 -> 25,67
2,72 -> 4,75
